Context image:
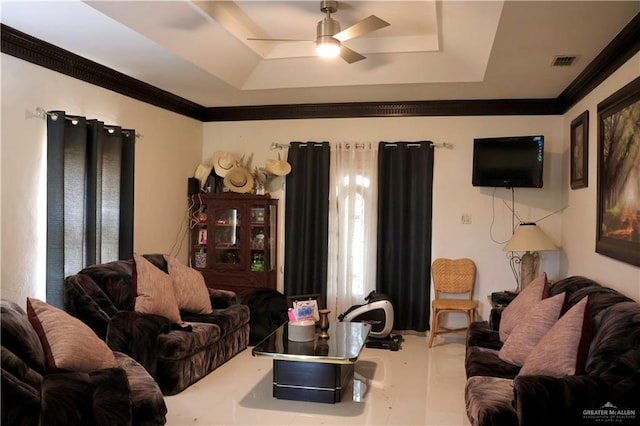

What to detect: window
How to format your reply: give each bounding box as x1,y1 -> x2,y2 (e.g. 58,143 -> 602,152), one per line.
341,175 -> 370,296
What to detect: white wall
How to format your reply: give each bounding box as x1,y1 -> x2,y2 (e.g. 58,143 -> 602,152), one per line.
1,54 -> 203,305
202,56 -> 640,323
203,115 -> 564,321
2,49 -> 637,321
561,53 -> 640,300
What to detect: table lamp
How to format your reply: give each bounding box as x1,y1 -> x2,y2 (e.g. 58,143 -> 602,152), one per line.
503,222 -> 558,291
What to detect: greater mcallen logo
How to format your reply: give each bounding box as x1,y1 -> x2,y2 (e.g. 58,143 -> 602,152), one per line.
582,402 -> 637,423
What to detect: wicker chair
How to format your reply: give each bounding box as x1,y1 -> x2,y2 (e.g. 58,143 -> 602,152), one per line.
429,258 -> 477,347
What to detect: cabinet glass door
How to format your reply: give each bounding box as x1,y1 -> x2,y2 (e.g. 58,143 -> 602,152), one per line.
250,206 -> 267,271
268,204 -> 276,271
212,208 -> 241,267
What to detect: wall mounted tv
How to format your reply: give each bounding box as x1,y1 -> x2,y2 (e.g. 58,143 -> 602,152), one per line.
472,135 -> 544,188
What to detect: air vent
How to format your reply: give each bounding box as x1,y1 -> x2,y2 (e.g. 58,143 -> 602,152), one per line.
552,55 -> 578,67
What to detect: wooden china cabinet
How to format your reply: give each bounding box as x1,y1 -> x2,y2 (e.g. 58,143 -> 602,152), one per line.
189,192 -> 277,299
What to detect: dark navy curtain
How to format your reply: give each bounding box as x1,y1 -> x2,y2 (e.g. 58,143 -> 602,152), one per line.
47,111 -> 134,307
376,141 -> 434,331
284,142 -> 331,301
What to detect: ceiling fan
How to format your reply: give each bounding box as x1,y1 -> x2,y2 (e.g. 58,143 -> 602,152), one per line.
248,1 -> 390,64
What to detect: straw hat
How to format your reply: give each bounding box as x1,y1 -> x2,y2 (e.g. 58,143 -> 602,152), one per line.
212,151 -> 239,177
265,159 -> 292,176
223,167 -> 254,193
265,175 -> 284,193
193,163 -> 213,189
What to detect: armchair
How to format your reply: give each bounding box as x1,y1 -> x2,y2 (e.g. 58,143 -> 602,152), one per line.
1,299 -> 166,425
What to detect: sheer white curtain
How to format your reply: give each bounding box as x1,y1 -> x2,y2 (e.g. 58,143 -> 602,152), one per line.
327,143 -> 378,319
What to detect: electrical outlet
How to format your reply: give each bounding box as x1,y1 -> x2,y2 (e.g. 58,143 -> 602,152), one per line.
461,213 -> 472,224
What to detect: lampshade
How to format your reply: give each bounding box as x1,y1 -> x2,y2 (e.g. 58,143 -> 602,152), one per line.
503,222 -> 558,252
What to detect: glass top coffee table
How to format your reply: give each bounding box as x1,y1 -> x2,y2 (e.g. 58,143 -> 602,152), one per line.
253,321 -> 370,403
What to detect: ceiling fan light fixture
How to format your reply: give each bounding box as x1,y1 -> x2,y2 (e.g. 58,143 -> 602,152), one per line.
316,12 -> 341,58
250,1 -> 389,64
316,36 -> 340,57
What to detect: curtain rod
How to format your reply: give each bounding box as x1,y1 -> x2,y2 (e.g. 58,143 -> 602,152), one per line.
270,141 -> 454,150
31,107 -> 143,139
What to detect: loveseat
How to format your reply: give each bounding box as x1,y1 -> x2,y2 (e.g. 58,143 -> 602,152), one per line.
464,275 -> 640,425
64,253 -> 250,395
1,299 -> 167,425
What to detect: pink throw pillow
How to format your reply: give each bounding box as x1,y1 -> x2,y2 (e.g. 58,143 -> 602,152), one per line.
27,298 -> 117,373
519,296 -> 592,377
498,292 -> 565,366
164,254 -> 213,314
499,273 -> 549,342
133,253 -> 181,323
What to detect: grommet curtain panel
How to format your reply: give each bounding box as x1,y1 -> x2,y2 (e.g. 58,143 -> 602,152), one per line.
284,142 -> 331,300
376,141 -> 434,332
46,111 -> 134,308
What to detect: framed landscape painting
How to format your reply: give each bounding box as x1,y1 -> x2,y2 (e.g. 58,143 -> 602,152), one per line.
570,111 -> 589,189
596,77 -> 640,267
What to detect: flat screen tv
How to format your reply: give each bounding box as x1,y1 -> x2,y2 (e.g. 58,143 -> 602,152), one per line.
472,135 -> 544,188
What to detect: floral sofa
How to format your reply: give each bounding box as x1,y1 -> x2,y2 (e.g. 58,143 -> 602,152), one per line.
64,253 -> 250,395
1,298 -> 167,425
464,275 -> 640,425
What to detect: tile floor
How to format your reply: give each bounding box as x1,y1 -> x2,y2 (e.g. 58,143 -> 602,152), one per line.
164,333 -> 471,425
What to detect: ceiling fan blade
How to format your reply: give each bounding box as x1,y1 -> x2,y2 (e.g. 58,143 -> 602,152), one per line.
339,45 -> 366,64
248,38 -> 313,42
334,15 -> 390,42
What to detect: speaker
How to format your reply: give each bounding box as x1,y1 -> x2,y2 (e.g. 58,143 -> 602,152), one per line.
188,177 -> 200,196
210,175 -> 225,193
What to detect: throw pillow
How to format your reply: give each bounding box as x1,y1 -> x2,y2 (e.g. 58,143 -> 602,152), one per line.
164,254 -> 213,314
133,253 -> 181,323
499,273 -> 549,342
498,292 -> 566,366
519,296 -> 592,377
26,298 -> 117,373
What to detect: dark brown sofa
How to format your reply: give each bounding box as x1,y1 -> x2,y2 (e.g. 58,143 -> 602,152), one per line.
63,254 -> 250,395
1,299 -> 167,425
464,276 -> 640,425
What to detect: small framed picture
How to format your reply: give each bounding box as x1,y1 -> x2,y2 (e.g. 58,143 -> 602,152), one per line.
570,110 -> 589,189
198,229 -> 207,245
286,293 -> 324,310
287,293 -> 323,322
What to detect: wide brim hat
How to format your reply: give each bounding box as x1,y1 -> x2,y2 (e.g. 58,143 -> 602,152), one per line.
223,167 -> 254,193
213,151 -> 240,177
265,159 -> 292,176
265,175 -> 284,193
194,163 -> 213,189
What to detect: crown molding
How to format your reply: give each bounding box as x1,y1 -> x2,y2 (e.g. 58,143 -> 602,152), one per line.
202,98 -> 563,121
2,12 -> 639,122
0,24 -> 207,121
557,12 -> 640,112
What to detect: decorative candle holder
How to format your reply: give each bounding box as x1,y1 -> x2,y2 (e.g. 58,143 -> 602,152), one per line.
315,339 -> 329,356
318,309 -> 330,339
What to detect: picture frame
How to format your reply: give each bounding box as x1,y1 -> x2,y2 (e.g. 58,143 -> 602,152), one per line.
596,77 -> 640,267
286,293 -> 323,323
570,110 -> 589,189
198,229 -> 207,245
286,293 -> 324,309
